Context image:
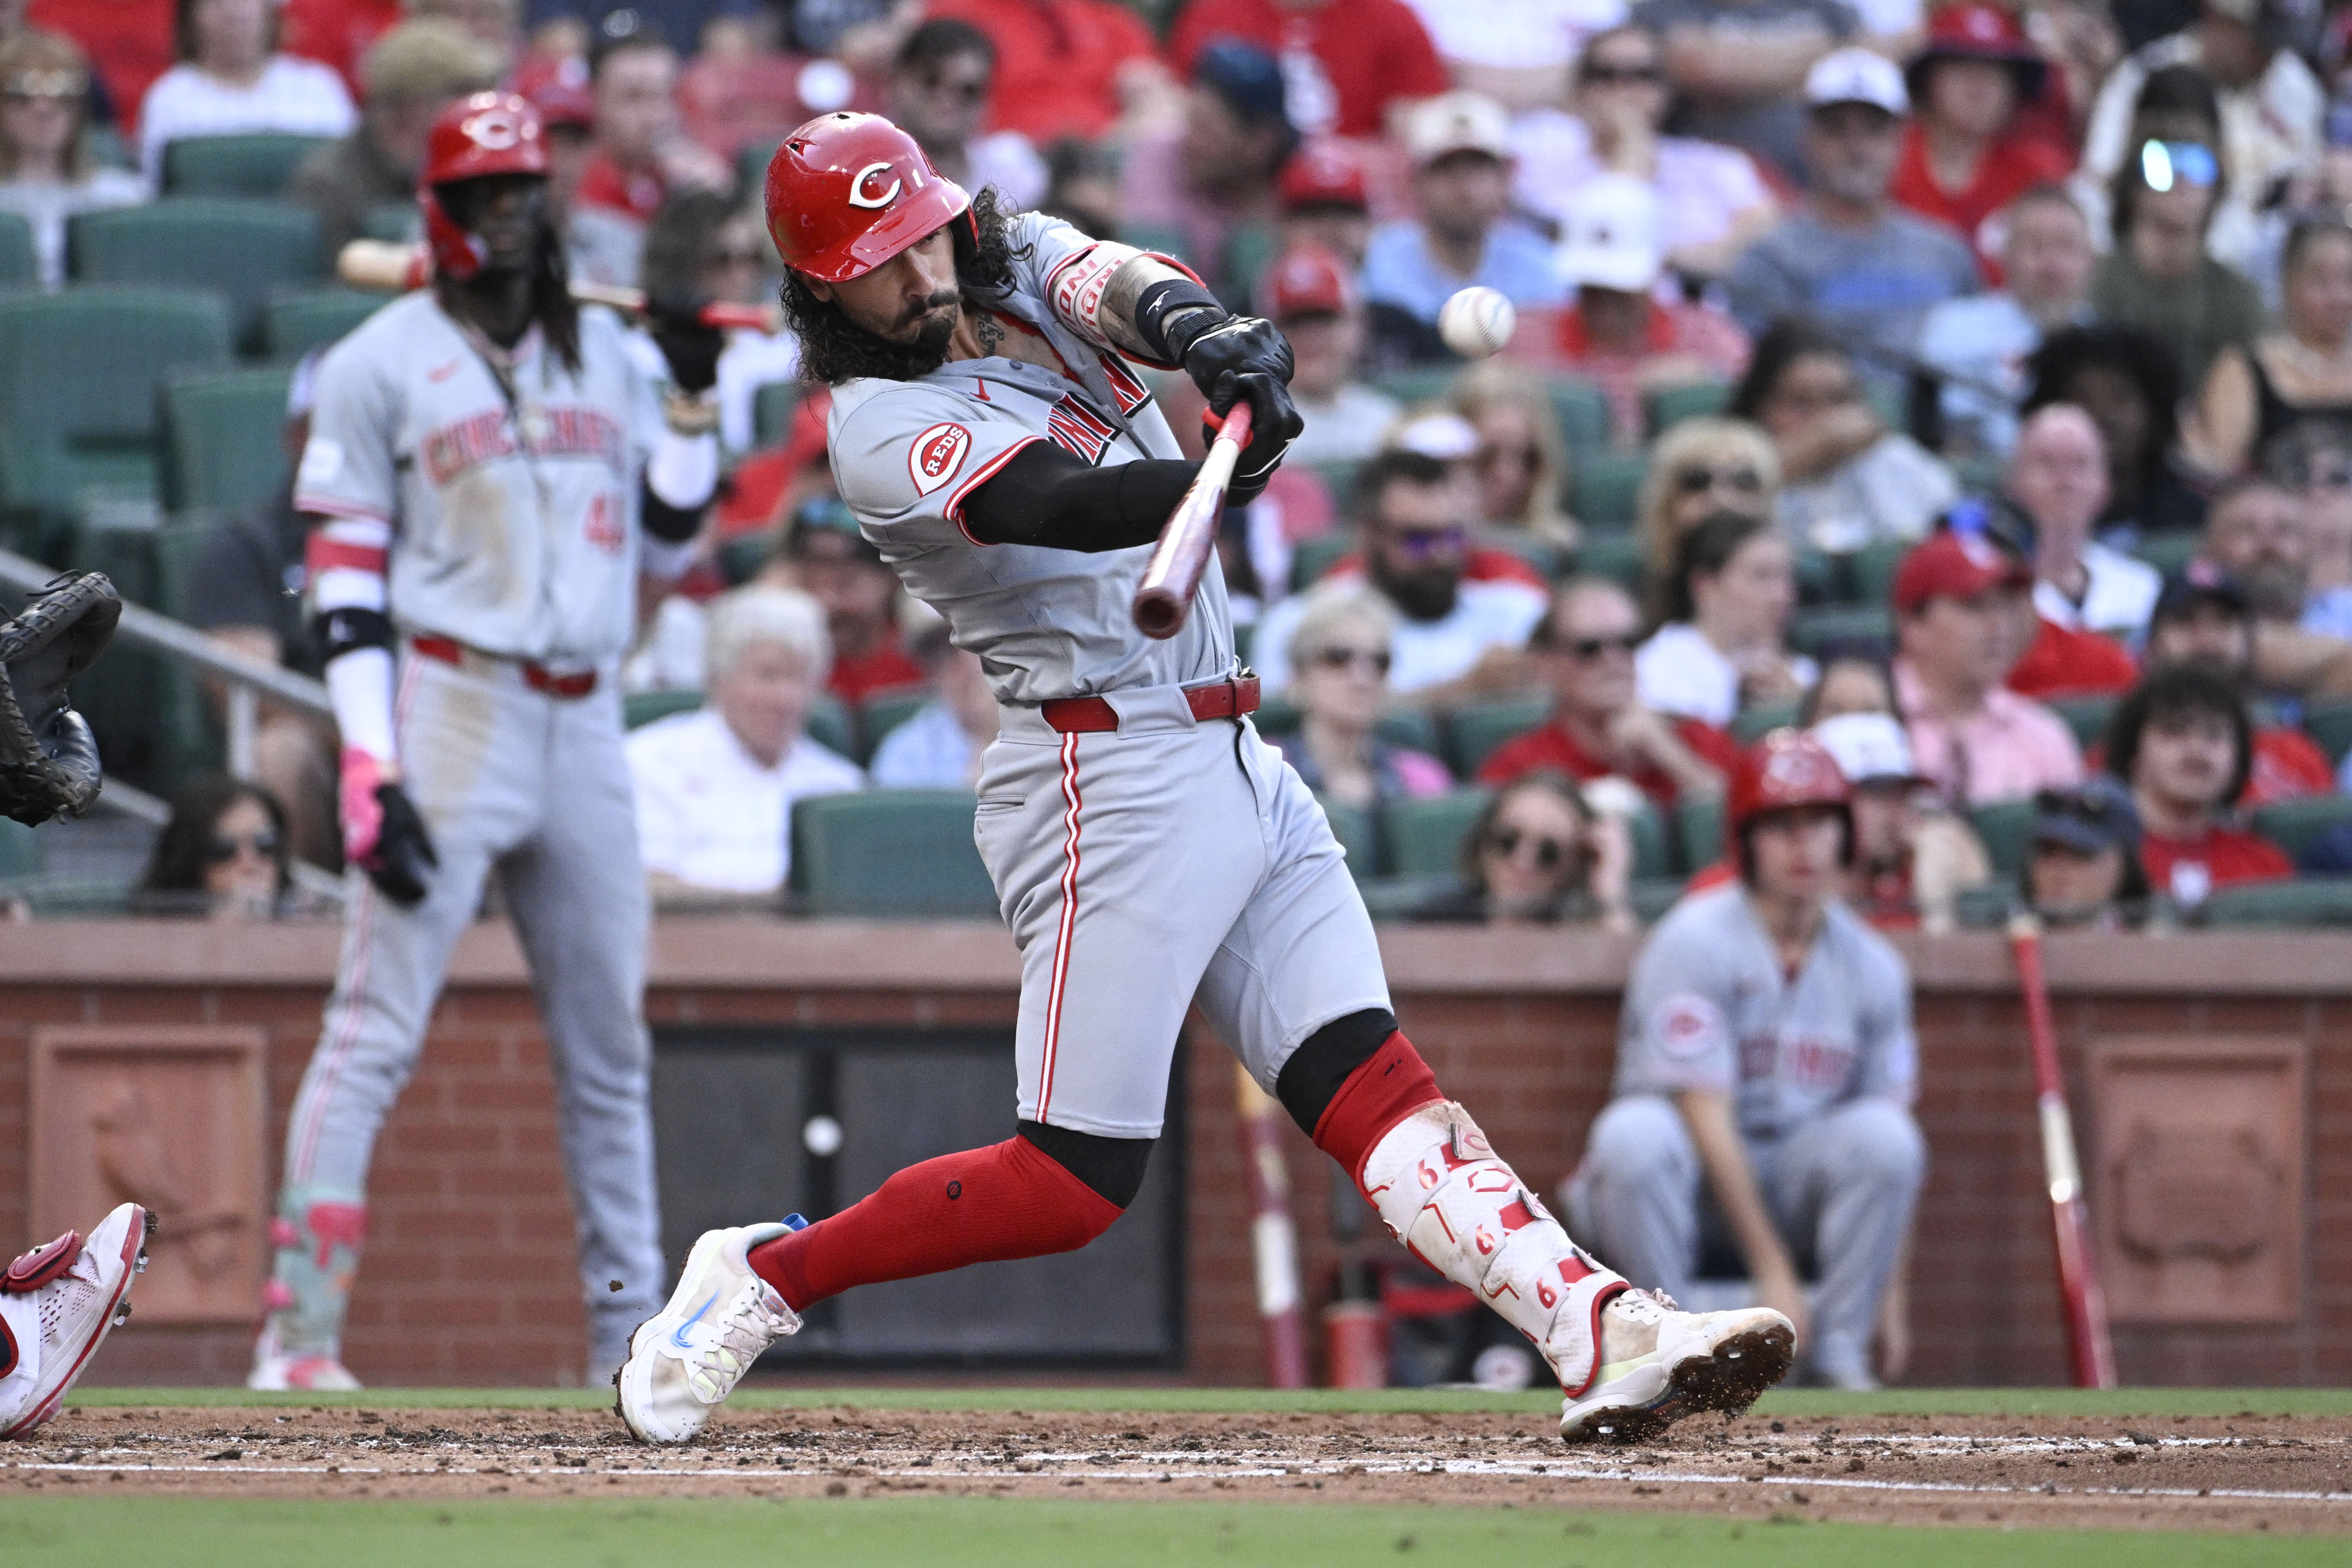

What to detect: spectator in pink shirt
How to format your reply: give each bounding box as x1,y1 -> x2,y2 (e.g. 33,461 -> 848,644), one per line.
1892,530 -> 2085,808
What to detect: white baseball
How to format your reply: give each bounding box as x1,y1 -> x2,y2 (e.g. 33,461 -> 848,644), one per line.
1438,287 -> 1516,359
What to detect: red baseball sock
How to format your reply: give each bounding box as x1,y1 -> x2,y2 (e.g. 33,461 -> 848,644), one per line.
1310,1030 -> 1445,1183
748,1136 -> 1122,1313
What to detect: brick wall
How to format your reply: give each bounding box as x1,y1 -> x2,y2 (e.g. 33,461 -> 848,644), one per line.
3,921 -> 2342,1387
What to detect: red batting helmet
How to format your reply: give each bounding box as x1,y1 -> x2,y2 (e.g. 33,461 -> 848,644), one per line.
763,112 -> 970,284
1727,728 -> 1853,859
420,92 -> 550,282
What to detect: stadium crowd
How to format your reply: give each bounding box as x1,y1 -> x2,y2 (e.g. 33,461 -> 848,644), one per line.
8,0 -> 2352,934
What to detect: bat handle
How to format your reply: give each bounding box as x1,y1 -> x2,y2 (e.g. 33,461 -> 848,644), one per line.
1132,402 -> 1252,641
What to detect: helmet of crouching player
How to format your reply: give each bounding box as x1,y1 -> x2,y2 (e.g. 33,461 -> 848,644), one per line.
1727,728 -> 1854,897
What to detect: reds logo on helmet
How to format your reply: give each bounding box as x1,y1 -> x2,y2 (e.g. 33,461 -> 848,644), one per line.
418,92 -> 549,283
763,112 -> 973,284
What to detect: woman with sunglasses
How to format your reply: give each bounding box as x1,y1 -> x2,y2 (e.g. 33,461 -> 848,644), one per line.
136,774 -> 297,921
1637,509 -> 1813,728
1272,583 -> 1452,810
1411,772 -> 1632,930
2192,219 -> 2352,477
0,31 -> 147,290
1635,416 -> 1780,590
1448,359 -> 1577,548
2089,130 -> 2264,396
1730,318 -> 1955,553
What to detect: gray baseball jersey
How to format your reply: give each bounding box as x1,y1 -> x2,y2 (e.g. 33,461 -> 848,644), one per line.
1617,886 -> 1917,1140
828,212 -> 1236,704
294,292 -> 665,666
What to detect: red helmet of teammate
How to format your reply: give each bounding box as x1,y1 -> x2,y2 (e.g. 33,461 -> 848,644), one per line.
763,112 -> 971,284
419,92 -> 550,282
1727,728 -> 1853,864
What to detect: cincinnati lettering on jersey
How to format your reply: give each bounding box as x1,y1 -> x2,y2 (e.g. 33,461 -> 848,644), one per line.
1045,395 -> 1116,463
1096,354 -> 1151,416
1738,1033 -> 1856,1091
420,406 -> 625,486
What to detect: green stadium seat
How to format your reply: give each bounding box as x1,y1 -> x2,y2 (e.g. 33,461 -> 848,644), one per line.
1674,793 -> 1726,875
1122,223 -> 1195,267
1730,699 -> 1799,744
1371,365 -> 1455,409
1629,877 -> 1686,923
736,139 -> 783,202
1971,798 -> 2037,877
1444,694 -> 1549,776
1573,527 -> 1644,594
0,212 -> 34,290
1356,874 -> 1454,921
2201,876 -> 2352,927
1376,707 -> 1441,757
359,202 -> 421,243
0,286 -> 234,529
1643,380 -> 1729,438
67,511 -> 217,788
1384,788 -> 1489,878
1791,603 -> 1893,659
1316,794 -> 1379,879
159,365 -> 292,513
1306,459 -> 1360,507
261,288 -> 384,360
807,691 -> 854,758
1547,378 -> 1611,453
1570,453 -> 1646,528
789,789 -> 996,916
1233,621 -> 1252,667
1222,224 -> 1279,306
1288,531 -> 1353,592
625,689 -> 703,729
2048,694 -> 2118,753
160,133 -> 331,197
1846,536 -> 1908,605
858,689 -> 931,762
0,816 -> 39,880
752,379 -> 801,449
2251,795 -> 2352,864
1254,691 -> 1301,735
2302,698 -> 2352,767
2132,532 -> 2199,579
69,199 -> 325,353
1626,800 -> 1670,879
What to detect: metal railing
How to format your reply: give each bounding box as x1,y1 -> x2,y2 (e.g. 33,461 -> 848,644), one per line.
0,544 -> 345,905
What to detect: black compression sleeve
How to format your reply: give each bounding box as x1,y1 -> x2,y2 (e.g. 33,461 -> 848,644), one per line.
640,478 -> 703,543
959,440 -> 1198,551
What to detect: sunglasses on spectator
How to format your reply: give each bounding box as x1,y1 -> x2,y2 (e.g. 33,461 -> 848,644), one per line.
2139,139 -> 2219,193
916,70 -> 990,103
1485,827 -> 1571,868
1558,633 -> 1640,660
1387,525 -> 1466,559
1309,645 -> 1393,675
205,829 -> 281,864
1582,62 -> 1662,86
1674,465 -> 1763,495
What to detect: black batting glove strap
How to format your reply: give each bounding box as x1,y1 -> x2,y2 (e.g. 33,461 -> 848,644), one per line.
1181,316 -> 1295,411
1211,370 -> 1302,506
645,290 -> 724,393
1132,277 -> 1226,366
365,782 -> 439,908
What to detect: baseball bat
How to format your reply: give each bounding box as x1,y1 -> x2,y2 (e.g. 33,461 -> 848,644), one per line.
336,239 -> 781,332
1132,401 -> 1251,640
1234,1058 -> 1308,1389
2006,913 -> 2118,1389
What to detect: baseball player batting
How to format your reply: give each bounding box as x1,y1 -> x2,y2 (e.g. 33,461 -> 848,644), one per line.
614,112 -> 1793,1446
250,93 -> 726,1389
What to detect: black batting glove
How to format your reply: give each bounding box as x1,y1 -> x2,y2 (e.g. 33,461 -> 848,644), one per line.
362,782 -> 439,908
646,291 -> 725,394
1212,370 -> 1302,507
1170,313 -> 1295,406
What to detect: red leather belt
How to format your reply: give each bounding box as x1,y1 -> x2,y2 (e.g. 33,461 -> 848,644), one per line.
411,635 -> 598,699
1040,674 -> 1260,734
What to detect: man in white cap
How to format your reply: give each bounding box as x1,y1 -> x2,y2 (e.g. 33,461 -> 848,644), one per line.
1727,47 -> 1981,405
1551,174 -> 1751,445
1810,710 -> 1990,932
1362,90 -> 1568,364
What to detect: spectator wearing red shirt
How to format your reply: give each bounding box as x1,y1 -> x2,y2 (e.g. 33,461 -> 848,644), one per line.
1168,0 -> 1448,138
568,11 -> 726,288
928,0 -> 1169,144
769,498 -> 927,706
2105,661 -> 2293,908
1888,2 -> 2072,279
2138,565 -> 2337,807
27,0 -> 173,125
1478,576 -> 1738,805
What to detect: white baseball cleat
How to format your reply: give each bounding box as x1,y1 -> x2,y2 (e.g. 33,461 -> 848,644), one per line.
1559,1289 -> 1794,1445
0,1204 -> 152,1440
247,1321 -> 363,1392
615,1218 -> 803,1445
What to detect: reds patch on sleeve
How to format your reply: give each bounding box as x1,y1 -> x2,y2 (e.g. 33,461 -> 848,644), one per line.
909,422 -> 972,496
1650,994 -> 1727,1060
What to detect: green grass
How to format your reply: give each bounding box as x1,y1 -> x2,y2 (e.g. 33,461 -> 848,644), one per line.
64,1385 -> 2352,1418
1,1497 -> 2339,1568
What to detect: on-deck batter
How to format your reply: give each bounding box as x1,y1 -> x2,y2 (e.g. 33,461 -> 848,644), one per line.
617,112 -> 1796,1446
250,93 -> 727,1391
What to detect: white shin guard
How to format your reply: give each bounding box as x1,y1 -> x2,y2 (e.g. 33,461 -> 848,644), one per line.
1360,1102 -> 1627,1395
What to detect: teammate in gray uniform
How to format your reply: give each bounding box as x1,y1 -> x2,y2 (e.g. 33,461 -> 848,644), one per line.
616,111 -> 1797,1447
249,92 -> 727,1390
1571,729 -> 1926,1389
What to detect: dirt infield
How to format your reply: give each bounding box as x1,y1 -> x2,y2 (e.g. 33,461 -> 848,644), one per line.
7,1404 -> 2347,1534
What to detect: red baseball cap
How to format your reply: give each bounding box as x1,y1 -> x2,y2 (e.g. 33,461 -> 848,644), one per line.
1909,2 -> 2045,100
1892,530 -> 2033,614
1262,245 -> 1350,322
511,55 -> 594,131
1277,139 -> 1368,213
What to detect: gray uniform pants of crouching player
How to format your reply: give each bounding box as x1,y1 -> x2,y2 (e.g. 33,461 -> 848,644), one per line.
265,649 -> 664,1381
1567,1096 -> 1924,1388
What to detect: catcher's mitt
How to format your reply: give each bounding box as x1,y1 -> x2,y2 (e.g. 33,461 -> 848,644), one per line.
0,571 -> 120,827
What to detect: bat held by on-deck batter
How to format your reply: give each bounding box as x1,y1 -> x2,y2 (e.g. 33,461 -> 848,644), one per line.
336,239 -> 780,333
1132,401 -> 1251,640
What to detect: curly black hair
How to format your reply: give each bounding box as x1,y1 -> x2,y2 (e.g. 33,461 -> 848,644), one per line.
2102,661 -> 2256,810
780,186 -> 1023,385
2021,323 -> 2179,495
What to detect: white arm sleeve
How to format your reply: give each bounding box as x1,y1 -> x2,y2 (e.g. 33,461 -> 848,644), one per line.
647,428 -> 719,509
325,645 -> 397,763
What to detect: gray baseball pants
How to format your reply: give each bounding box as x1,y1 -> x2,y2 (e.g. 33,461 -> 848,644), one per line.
275,647 -> 663,1371
1568,1094 -> 1924,1385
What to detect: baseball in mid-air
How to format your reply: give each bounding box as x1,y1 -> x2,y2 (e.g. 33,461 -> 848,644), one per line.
1438,287 -> 1516,359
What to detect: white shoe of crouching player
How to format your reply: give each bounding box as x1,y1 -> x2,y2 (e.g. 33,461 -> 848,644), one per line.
1558,1289 -> 1796,1445
615,1218 -> 803,1445
0,1204 -> 152,1440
